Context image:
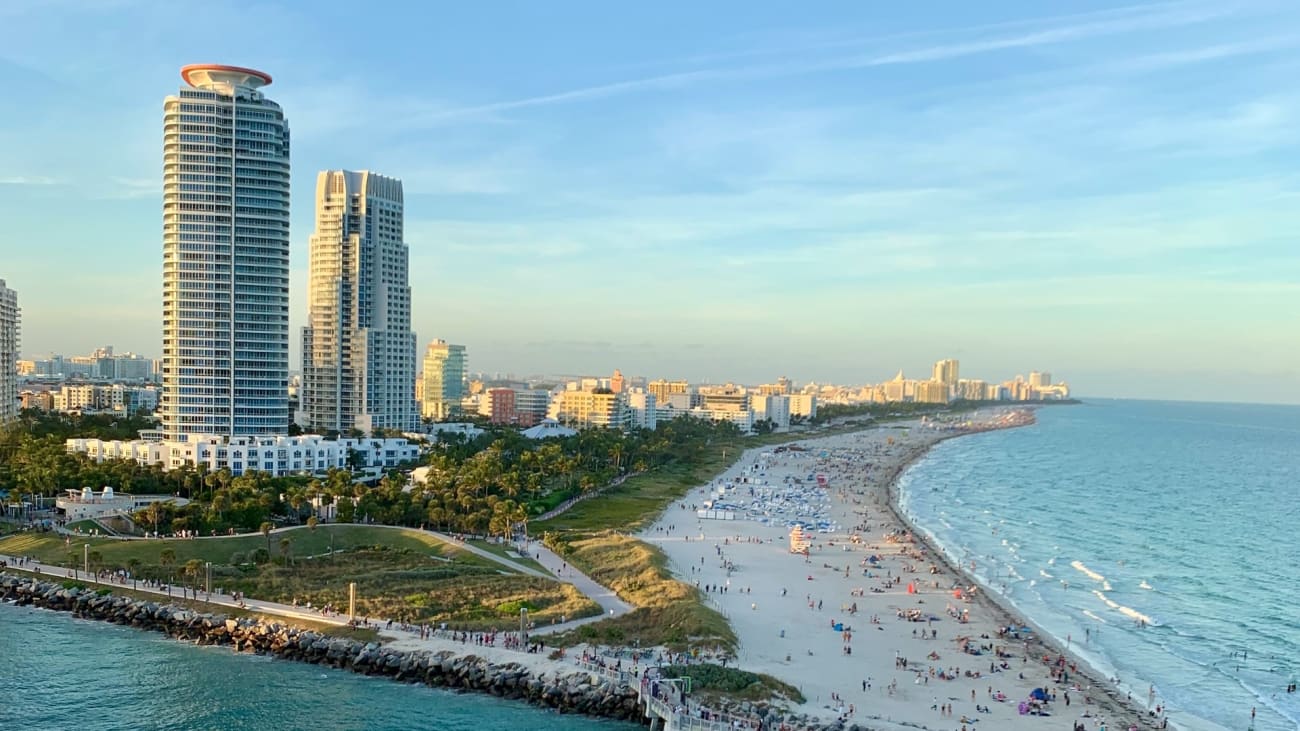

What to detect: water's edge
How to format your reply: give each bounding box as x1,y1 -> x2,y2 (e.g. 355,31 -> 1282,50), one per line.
883,425 -> 1162,731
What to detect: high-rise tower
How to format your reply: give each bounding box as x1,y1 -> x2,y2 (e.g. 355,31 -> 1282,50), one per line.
420,340 -> 466,421
0,279 -> 18,424
160,65 -> 291,440
299,170 -> 417,434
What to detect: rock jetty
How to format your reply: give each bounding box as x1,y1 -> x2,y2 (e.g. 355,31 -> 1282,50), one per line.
0,574 -> 643,723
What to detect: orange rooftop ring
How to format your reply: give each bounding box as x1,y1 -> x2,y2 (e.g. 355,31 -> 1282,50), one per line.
180,64 -> 273,89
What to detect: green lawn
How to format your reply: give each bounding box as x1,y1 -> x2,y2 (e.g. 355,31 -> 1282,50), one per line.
0,525 -> 601,630
467,539 -> 548,574
533,424 -> 869,533
0,525 -> 485,570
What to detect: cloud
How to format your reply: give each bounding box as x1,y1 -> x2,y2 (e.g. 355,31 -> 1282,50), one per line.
0,176 -> 59,185
405,1 -> 1229,124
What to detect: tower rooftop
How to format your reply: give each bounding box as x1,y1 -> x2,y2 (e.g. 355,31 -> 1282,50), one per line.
180,64 -> 272,90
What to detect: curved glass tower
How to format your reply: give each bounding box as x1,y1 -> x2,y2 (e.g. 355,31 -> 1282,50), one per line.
160,64 -> 291,439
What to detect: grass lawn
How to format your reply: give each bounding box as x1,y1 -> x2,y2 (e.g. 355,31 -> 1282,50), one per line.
467,539 -> 548,574
0,525 -> 601,630
533,425 -> 869,534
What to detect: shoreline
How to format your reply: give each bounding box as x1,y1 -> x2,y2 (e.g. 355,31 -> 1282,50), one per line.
881,429 -> 1160,731
642,408 -> 1170,731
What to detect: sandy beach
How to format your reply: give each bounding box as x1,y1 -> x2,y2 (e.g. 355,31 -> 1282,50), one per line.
642,414 -> 1159,731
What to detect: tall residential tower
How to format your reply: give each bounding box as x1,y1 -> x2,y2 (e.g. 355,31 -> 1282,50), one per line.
299,170 -> 417,434
420,340 -> 466,420
0,279 -> 18,424
160,64 -> 291,440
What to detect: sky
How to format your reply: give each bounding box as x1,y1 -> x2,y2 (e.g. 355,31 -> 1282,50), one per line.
1,0 -> 1298,404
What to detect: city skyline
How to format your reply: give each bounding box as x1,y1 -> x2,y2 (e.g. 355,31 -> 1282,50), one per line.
2,2 -> 1299,405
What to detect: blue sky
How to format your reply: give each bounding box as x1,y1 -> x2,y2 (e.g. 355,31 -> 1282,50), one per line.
1,0 -> 1298,403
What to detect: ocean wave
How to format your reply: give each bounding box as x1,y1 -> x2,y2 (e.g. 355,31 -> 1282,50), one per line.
1091,590 -> 1160,626
1071,560 -> 1107,584
1140,580 -> 1153,590
1082,609 -> 1107,624
1040,569 -> 1054,579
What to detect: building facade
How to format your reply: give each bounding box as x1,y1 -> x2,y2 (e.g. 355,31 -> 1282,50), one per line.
0,279 -> 17,423
160,65 -> 291,439
67,434 -> 418,477
420,340 -> 466,420
299,170 -> 416,434
548,389 -> 626,429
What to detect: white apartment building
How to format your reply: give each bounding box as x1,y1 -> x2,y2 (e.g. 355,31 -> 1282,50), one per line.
67,434 -> 419,477
624,389 -> 658,430
788,393 -> 818,419
750,394 -> 791,430
0,279 -> 18,423
548,389 -> 626,429
160,65 -> 291,439
299,170 -> 416,434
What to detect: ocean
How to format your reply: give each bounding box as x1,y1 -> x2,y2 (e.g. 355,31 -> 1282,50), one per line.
0,603 -> 635,731
898,399 -> 1300,731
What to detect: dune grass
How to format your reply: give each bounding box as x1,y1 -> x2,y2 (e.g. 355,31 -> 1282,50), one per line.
544,531 -> 735,652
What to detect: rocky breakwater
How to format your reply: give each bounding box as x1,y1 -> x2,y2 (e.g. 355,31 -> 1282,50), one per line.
0,574 -> 643,723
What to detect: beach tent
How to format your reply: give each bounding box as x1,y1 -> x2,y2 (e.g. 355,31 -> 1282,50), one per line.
1030,688 -> 1048,701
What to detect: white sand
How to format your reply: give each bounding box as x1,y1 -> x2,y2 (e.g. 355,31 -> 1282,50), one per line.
642,420 -> 1152,731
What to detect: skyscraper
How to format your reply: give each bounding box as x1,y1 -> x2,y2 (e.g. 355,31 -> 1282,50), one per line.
932,358 -> 960,386
420,340 -> 466,420
300,170 -> 416,434
0,279 -> 18,424
160,65 -> 291,440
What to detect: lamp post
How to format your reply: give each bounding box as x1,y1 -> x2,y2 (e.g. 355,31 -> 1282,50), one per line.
83,544 -> 90,583
205,561 -> 211,600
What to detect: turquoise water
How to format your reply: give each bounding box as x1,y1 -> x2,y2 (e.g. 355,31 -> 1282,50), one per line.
0,604 -> 635,731
899,400 -> 1300,731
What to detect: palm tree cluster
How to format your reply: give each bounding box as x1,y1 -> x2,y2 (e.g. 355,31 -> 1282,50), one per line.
3,411 -> 740,539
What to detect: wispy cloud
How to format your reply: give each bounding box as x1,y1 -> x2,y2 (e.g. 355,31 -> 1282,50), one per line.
409,1 -> 1229,124
0,176 -> 59,185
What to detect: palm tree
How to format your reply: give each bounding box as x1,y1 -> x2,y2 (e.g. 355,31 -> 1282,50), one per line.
159,548 -> 176,569
278,537 -> 293,567
260,521 -> 274,556
183,559 -> 204,593
306,515 -> 318,531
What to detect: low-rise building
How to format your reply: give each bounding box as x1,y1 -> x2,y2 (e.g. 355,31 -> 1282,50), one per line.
67,434 -> 420,477
548,389 -> 626,429
55,486 -> 189,521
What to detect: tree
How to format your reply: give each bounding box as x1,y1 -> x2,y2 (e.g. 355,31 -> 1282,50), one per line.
278,537 -> 293,567
183,559 -> 204,592
306,515 -> 318,531
159,548 -> 176,569
260,521 -> 274,555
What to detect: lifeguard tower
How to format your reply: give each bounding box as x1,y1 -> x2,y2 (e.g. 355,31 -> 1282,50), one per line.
789,524 -> 812,554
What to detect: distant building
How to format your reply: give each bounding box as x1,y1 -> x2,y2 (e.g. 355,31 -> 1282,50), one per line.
1029,371 -> 1051,388
511,388 -> 551,427
485,388 -> 516,425
699,384 -> 749,412
610,369 -> 625,394
548,389 -> 626,429
0,279 -> 17,423
521,419 -> 578,440
933,359 -> 960,387
750,394 -> 791,430
788,393 -> 818,419
625,389 -> 657,430
648,379 -> 690,402
299,170 -> 417,434
421,340 -> 467,420
914,380 -> 950,404
956,379 -> 988,401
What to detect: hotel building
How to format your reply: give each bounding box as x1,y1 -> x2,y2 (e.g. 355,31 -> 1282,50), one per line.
160,65 -> 291,439
299,170 -> 416,434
